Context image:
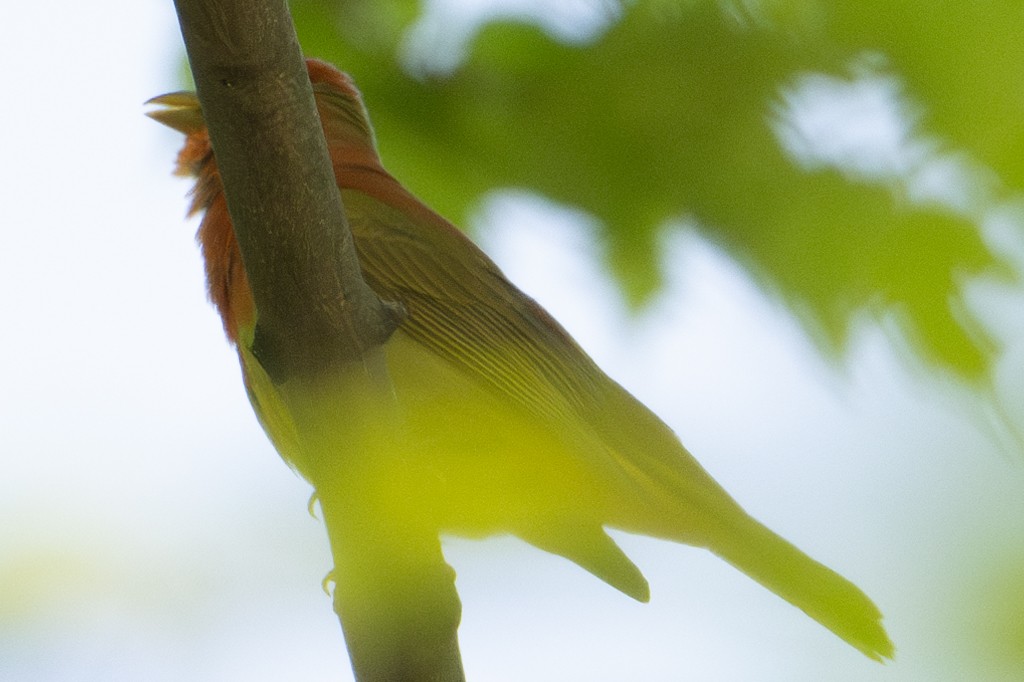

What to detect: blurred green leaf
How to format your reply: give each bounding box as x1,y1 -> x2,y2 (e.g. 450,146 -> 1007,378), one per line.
829,0 -> 1024,191
960,548 -> 1024,676
282,0 -> 1017,380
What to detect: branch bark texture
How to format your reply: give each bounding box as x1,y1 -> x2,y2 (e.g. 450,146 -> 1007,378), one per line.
172,0 -> 401,383
169,1 -> 463,680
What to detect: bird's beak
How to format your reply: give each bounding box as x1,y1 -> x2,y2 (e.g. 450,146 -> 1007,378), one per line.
145,91 -> 203,134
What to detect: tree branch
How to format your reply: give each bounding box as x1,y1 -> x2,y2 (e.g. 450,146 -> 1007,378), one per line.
172,0 -> 402,383
169,1 -> 464,680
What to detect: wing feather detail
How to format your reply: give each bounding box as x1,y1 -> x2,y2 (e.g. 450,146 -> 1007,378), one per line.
344,189 -> 599,433
341,187 -> 718,513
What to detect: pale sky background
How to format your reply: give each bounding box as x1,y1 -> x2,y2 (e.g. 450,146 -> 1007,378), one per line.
2,2 -> 1023,681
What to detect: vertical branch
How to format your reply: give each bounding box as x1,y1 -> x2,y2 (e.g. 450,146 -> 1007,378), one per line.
171,0 -> 401,383
321,489 -> 465,682
168,1 -> 463,679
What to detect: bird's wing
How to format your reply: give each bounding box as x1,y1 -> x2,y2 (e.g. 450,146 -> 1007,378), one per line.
342,188 -> 723,515
344,189 -> 601,434
342,187 -> 660,600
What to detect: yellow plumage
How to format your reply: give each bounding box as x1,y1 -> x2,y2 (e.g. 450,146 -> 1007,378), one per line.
149,58 -> 893,660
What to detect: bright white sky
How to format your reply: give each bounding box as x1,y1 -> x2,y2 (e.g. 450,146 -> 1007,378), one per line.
1,2 -> 1022,681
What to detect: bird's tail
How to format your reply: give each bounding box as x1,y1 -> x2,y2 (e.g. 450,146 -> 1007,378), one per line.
706,511 -> 894,661
586,378 -> 892,659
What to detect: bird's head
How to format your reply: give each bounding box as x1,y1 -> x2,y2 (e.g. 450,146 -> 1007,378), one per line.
146,58 -> 378,162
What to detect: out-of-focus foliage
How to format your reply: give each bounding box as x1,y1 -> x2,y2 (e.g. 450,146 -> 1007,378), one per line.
283,0 -> 1022,380
964,551 -> 1024,672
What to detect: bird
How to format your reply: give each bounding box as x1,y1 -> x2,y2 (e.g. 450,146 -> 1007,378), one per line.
148,57 -> 893,661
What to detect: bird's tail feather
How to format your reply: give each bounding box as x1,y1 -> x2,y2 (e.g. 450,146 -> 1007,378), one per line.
587,378 -> 892,659
707,513 -> 894,661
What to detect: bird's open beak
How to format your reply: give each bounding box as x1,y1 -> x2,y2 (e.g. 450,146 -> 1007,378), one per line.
145,92 -> 203,134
